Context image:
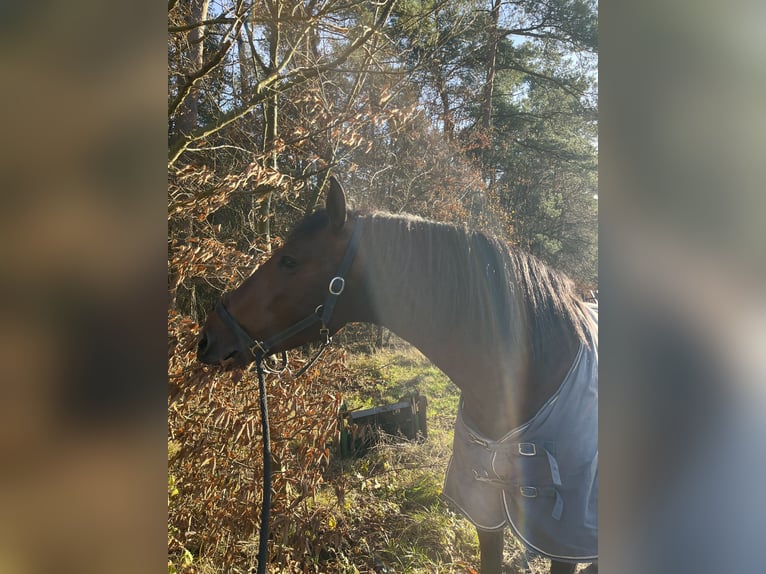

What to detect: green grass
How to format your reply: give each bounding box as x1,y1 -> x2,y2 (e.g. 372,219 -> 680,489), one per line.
296,343 -> 485,573
344,346 -> 462,448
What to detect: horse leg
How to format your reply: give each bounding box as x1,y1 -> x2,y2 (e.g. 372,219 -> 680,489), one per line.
477,528 -> 504,574
549,559 -> 576,574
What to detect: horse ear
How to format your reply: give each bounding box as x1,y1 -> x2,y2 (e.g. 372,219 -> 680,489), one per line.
326,176 -> 347,232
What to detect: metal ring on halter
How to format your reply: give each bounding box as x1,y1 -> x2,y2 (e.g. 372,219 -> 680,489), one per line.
260,351 -> 289,374
328,276 -> 345,295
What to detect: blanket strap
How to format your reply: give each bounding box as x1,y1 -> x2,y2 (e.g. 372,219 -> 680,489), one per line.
471,439 -> 565,521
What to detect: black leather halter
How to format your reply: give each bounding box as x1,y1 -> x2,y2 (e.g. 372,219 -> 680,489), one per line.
214,218 -> 364,363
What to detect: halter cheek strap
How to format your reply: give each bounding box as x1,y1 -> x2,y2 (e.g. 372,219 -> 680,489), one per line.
215,218 -> 364,363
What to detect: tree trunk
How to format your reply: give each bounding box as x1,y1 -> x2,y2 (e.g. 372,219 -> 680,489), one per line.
257,80 -> 277,250
175,0 -> 210,138
481,0 -> 501,187
257,1 -> 283,252
438,76 -> 453,141
236,33 -> 249,104
481,0 -> 500,132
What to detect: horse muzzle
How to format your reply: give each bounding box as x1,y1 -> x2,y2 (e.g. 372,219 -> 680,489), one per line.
197,330 -> 246,367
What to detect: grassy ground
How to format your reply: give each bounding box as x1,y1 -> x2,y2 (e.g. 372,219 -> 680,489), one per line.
298,343 -> 547,574
331,345 -> 473,573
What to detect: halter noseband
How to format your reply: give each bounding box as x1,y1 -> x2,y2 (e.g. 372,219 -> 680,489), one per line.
215,218 -> 364,363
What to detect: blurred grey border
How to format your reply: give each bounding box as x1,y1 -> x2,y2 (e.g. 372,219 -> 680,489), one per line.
0,0 -> 167,572
601,0 -> 766,572
1,0 -> 764,572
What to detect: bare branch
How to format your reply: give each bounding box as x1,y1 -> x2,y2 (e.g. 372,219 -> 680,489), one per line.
169,16 -> 238,34
168,40 -> 232,121
169,0 -> 399,168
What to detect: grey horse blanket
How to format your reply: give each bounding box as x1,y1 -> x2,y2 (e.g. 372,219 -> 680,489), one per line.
443,309 -> 598,561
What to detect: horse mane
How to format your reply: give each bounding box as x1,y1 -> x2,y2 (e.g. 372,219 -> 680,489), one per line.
362,211 -> 592,358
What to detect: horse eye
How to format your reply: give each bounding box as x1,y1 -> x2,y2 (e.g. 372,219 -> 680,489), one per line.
279,255 -> 298,270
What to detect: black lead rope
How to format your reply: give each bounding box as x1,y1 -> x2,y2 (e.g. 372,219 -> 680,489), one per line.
254,355 -> 271,574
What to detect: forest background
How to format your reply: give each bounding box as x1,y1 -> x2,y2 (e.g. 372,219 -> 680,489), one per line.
168,0 -> 597,571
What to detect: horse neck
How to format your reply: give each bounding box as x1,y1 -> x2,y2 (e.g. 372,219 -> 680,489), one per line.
346,214 -> 578,437
350,215 -> 493,359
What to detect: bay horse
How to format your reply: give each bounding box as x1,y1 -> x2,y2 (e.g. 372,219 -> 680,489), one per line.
198,178 -> 598,574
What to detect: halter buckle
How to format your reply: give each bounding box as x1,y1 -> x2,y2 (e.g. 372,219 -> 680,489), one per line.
250,340 -> 269,358
520,486 -> 538,498
518,443 -> 537,456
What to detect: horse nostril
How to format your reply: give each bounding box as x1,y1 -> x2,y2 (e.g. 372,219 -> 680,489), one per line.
198,332 -> 209,354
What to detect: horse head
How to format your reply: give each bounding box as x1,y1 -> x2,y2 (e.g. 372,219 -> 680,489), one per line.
197,177 -> 359,368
